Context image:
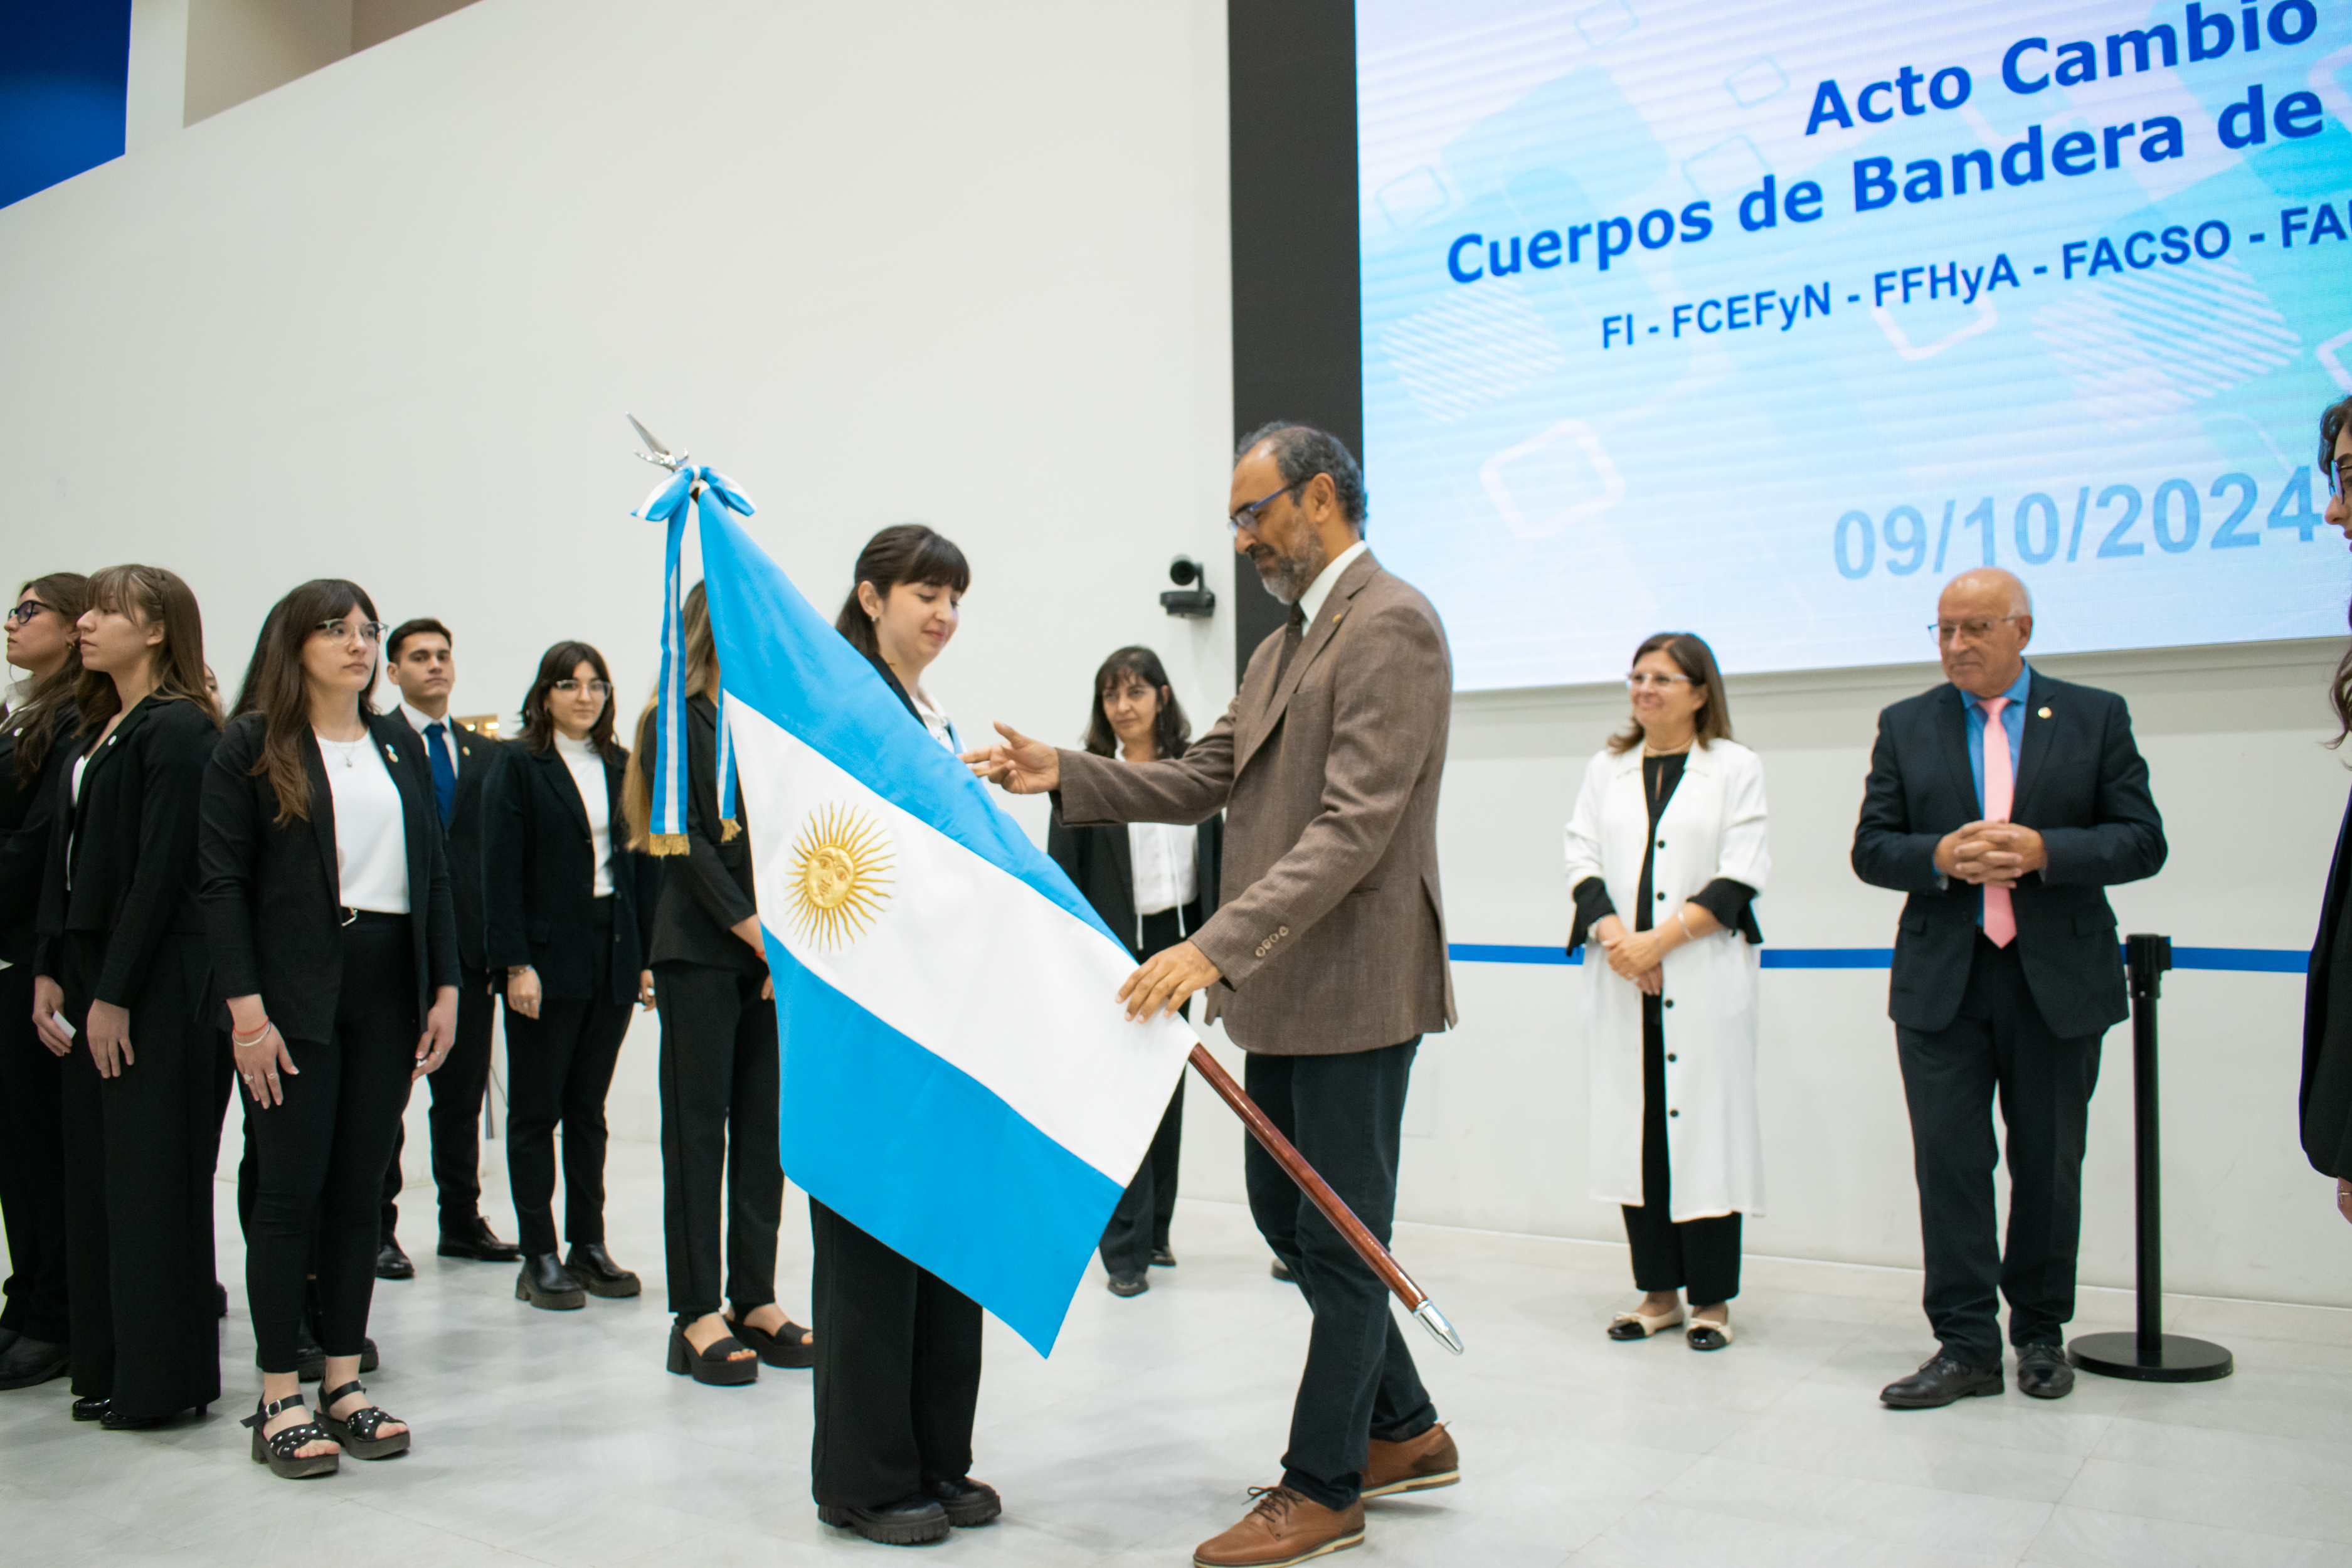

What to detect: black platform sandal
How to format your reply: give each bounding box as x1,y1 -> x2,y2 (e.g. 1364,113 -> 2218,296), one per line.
319,1380 -> 410,1460
667,1320 -> 758,1386
726,1311 -> 815,1370
243,1395 -> 339,1480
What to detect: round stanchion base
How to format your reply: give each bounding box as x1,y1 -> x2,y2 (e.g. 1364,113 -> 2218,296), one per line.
2067,1331 -> 2233,1383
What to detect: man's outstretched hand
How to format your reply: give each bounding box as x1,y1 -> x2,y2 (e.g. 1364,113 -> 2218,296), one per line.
1118,940 -> 1221,1021
963,723 -> 1061,795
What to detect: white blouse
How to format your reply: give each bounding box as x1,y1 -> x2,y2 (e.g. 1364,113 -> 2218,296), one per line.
555,731 -> 614,897
319,731 -> 409,914
1128,821 -> 1199,922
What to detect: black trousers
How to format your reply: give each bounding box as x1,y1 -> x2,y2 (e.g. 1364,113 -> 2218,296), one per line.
381,961 -> 499,1239
1896,935 -> 2102,1367
809,1196 -> 983,1510
0,963 -> 69,1344
1098,904 -> 1191,1277
1244,1039 -> 1437,1512
246,914 -> 416,1374
656,961 -> 783,1318
504,901 -> 630,1257
59,932 -> 228,1416
1622,992 -> 1742,1305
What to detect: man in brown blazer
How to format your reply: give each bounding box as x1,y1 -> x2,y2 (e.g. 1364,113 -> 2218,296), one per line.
968,423 -> 1459,1568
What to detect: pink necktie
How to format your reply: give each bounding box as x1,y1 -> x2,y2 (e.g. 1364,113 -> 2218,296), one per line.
1978,697 -> 2015,948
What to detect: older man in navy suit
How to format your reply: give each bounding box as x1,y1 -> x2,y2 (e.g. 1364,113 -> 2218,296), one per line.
1853,568 -> 2165,1407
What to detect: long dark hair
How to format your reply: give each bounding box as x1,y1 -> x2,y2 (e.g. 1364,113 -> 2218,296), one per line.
622,580 -> 714,852
833,524 -> 971,665
232,578 -> 379,825
1606,631 -> 1734,755
1081,645 -> 1191,760
519,640 -> 622,761
75,564 -> 218,746
4,571 -> 90,785
2324,395 -> 2352,748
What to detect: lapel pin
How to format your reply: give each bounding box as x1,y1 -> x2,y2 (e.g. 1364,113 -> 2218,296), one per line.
2037,706 -> 2052,719
385,745 -> 399,761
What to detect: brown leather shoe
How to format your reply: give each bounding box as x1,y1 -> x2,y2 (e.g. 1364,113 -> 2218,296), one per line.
1192,1486 -> 1364,1567
1362,1421 -> 1459,1498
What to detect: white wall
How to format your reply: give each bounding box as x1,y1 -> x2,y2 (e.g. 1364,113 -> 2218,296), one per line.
4,0 -> 2344,1310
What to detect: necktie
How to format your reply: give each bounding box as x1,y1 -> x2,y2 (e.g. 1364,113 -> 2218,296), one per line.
1978,697 -> 2015,947
1273,605 -> 1307,687
424,721 -> 457,826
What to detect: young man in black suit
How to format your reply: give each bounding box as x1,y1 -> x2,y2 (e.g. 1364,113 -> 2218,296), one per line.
1853,568 -> 2165,1407
378,619 -> 520,1274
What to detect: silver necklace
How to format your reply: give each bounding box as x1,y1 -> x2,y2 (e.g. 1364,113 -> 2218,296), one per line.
317,732 -> 370,769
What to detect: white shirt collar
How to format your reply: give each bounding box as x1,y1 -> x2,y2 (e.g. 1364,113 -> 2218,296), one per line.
399,701 -> 452,738
1296,539 -> 1370,628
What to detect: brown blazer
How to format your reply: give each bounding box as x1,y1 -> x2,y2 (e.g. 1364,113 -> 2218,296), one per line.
1056,549 -> 1455,1055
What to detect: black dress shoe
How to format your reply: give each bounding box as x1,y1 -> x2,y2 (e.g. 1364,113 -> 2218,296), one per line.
1106,1271 -> 1149,1298
216,1281 -> 228,1319
71,1395 -> 109,1422
1880,1353 -> 2004,1408
1150,1244 -> 1177,1268
102,1404 -> 202,1431
0,1325 -> 18,1355
564,1242 -> 642,1298
818,1495 -> 951,1545
2016,1342 -> 2075,1400
437,1218 -> 522,1263
923,1475 -> 1002,1528
375,1239 -> 415,1281
265,1327 -> 377,1383
1270,1256 -> 1296,1284
516,1252 -> 586,1310
0,1334 -> 69,1390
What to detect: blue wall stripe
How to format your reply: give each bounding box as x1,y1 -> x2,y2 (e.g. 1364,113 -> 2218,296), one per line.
1451,943 -> 2308,974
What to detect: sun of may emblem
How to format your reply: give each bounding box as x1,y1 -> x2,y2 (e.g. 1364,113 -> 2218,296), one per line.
785,802 -> 896,950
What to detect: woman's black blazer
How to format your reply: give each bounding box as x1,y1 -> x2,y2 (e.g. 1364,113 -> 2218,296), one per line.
484,740 -> 655,1005
33,696 -> 219,1009
0,709 -> 78,967
640,693 -> 763,973
1047,793 -> 1224,953
199,710 -> 459,1044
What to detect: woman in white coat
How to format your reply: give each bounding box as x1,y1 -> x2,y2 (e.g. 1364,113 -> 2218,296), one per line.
1563,632 -> 1767,1351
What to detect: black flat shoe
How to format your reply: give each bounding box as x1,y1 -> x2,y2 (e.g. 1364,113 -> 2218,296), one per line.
1107,1271 -> 1149,1298
2016,1342 -> 2075,1400
924,1475 -> 1002,1528
319,1379 -> 410,1459
102,1403 -> 203,1431
667,1322 -> 758,1386
516,1253 -> 586,1311
216,1281 -> 229,1319
564,1242 -> 641,1298
437,1219 -> 522,1263
374,1240 -> 415,1281
268,1328 -> 377,1383
243,1395 -> 339,1480
1150,1245 -> 1177,1268
728,1313 -> 815,1369
1270,1256 -> 1296,1284
0,1333 -> 69,1389
818,1496 -> 950,1545
1880,1354 -> 2004,1408
71,1396 -> 109,1422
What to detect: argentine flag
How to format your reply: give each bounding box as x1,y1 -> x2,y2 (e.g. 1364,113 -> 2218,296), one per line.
694,503 -> 1196,1354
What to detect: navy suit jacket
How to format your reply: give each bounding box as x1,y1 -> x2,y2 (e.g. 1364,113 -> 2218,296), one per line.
1851,669 -> 2166,1038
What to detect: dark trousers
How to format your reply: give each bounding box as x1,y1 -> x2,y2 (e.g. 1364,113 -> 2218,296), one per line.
1244,1039 -> 1437,1511
59,932 -> 228,1416
657,961 -> 783,1318
504,902 -> 629,1256
381,961 -> 498,1239
1896,935 -> 2102,1367
1622,992 -> 1742,1304
0,963 -> 69,1344
809,1196 -> 983,1510
1098,904 -> 1190,1277
246,914 -> 416,1374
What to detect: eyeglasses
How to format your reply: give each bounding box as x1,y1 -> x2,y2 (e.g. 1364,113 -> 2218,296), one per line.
1228,480 -> 1309,536
4,600 -> 52,628
1929,615 -> 2023,644
313,619 -> 389,644
1626,672 -> 1694,691
551,679 -> 612,696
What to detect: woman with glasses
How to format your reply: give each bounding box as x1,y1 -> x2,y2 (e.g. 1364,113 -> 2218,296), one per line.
2301,396 -> 2352,1226
1045,645 -> 1221,1298
1562,632 -> 1767,1352
0,575 -> 88,1393
200,580 -> 457,1478
487,642 -> 653,1311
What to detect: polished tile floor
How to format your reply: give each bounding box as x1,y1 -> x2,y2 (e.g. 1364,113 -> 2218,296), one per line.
3,1135 -> 2349,1567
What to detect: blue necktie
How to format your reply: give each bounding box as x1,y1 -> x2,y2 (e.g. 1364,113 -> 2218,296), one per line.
424,721 -> 457,825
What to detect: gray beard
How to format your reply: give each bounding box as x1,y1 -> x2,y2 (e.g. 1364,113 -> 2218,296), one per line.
1254,533 -> 1330,605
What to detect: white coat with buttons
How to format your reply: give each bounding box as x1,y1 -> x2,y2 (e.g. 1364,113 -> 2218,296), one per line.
1562,738 -> 1769,1221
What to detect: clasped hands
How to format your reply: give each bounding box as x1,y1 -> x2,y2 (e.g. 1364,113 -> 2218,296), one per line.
1934,820 -> 2047,889
1593,916 -> 1668,996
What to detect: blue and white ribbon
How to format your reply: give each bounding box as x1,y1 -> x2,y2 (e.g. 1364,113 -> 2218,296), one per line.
636,464 -> 755,853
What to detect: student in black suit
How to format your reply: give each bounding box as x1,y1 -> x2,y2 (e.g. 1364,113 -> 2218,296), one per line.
2298,396 -> 2352,1216
29,565 -> 225,1429
200,578 -> 458,1479
624,582 -> 810,1382
1046,645 -> 1222,1298
1852,567 -> 2164,1409
0,572 -> 87,1393
377,618 -> 521,1274
489,640 -> 654,1310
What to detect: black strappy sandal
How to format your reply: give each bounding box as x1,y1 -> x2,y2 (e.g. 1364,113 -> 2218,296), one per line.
243,1394 -> 339,1479
667,1320 -> 758,1385
319,1379 -> 410,1459
727,1311 -> 815,1369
